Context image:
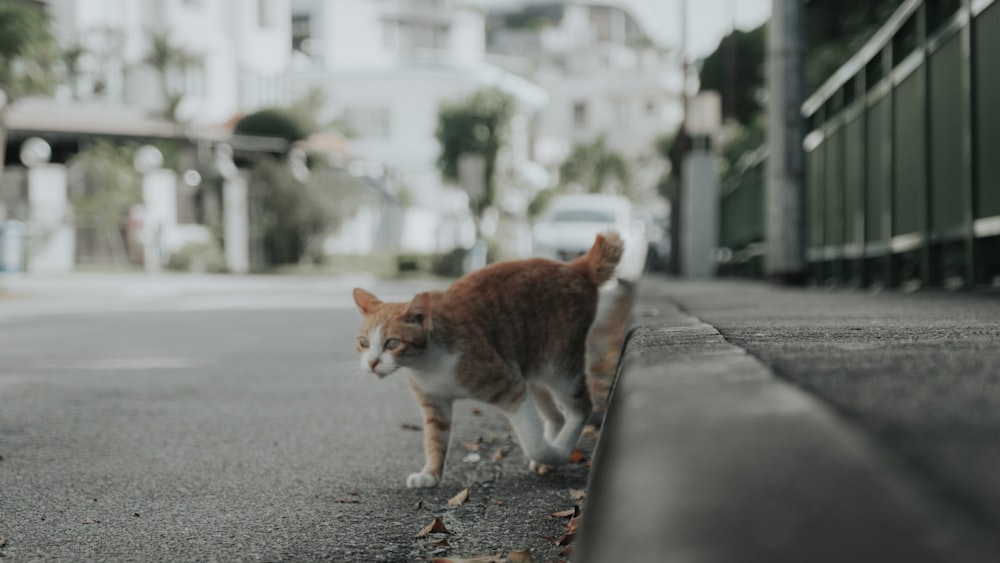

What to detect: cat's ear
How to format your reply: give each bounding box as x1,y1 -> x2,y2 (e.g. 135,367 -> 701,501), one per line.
404,292 -> 433,328
353,288 -> 382,315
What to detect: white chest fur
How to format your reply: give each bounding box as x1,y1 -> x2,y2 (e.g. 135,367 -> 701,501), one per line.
406,347 -> 466,399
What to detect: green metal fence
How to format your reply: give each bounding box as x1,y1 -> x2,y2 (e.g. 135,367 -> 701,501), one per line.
719,0 -> 1000,288
801,0 -> 1000,288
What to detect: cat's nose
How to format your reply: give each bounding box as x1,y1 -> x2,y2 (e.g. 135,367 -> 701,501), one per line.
368,358 -> 380,370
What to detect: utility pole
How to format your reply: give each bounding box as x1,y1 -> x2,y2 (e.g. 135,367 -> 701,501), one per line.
766,0 -> 806,284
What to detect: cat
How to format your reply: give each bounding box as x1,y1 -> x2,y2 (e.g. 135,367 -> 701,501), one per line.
352,232 -> 624,488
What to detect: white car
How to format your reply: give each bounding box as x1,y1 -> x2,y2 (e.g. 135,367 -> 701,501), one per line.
531,194 -> 647,281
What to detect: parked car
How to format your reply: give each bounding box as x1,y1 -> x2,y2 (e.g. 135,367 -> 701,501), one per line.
531,194 -> 648,281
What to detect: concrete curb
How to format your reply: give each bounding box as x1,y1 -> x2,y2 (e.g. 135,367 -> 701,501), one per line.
576,279 -> 992,562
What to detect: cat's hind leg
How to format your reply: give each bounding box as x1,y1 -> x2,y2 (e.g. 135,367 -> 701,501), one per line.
529,382 -> 564,443
407,381 -> 452,488
504,389 -> 570,469
544,371 -> 592,457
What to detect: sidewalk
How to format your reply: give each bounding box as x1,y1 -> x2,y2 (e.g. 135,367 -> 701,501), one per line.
579,277 -> 1000,562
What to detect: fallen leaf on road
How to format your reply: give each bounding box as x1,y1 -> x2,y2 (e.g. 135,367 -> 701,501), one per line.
491,448 -> 504,462
560,532 -> 576,546
334,497 -> 361,504
559,544 -> 574,557
532,464 -> 551,475
431,556 -> 504,563
462,452 -> 481,463
427,539 -> 451,548
507,548 -> 534,562
417,516 -> 451,537
566,516 -> 581,534
447,488 -> 470,507
82,518 -> 99,525
491,500 -> 506,506
549,507 -> 578,519
569,489 -> 586,502
401,423 -> 422,431
461,436 -> 482,452
569,449 -> 587,464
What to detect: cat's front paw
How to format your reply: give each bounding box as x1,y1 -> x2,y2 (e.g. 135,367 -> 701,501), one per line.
406,472 -> 439,488
529,460 -> 551,475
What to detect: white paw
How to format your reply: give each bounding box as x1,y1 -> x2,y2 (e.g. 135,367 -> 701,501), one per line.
406,472 -> 439,488
529,460 -> 552,474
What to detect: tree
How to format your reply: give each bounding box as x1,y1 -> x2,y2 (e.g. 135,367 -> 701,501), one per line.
142,30 -> 197,122
558,135 -> 631,196
0,2 -> 59,175
67,141 -> 142,265
698,24 -> 767,127
234,108 -> 311,142
435,88 -> 515,218
805,0 -> 905,93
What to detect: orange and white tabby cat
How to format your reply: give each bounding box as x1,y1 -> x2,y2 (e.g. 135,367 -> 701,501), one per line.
352,232 -> 623,488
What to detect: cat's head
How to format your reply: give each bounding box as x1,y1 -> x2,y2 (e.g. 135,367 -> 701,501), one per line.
352,288 -> 433,378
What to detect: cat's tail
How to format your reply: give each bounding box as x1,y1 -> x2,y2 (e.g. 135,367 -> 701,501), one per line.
573,231 -> 624,285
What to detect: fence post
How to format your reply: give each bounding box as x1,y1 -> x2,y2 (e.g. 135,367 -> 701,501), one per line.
766,0 -> 807,283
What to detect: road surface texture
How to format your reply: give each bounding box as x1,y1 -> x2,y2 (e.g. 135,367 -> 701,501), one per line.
580,277 -> 1000,562
0,274 -> 604,562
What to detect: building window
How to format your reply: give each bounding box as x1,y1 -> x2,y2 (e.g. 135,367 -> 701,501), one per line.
344,107 -> 392,139
258,0 -> 273,28
572,101 -> 587,128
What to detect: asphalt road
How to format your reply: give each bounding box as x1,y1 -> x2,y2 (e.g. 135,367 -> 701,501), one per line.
0,276 -> 592,562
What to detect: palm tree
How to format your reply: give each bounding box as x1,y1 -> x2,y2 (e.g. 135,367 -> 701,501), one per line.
142,30 -> 197,122
558,135 -> 632,196
0,2 -> 59,175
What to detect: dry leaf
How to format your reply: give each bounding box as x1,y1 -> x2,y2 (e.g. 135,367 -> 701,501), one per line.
334,497 -> 361,504
82,518 -> 98,525
559,544 -> 575,557
569,489 -> 586,502
491,448 -> 504,462
549,507 -> 578,519
427,539 -> 451,548
556,532 -> 576,545
470,406 -> 483,416
569,449 -> 587,464
491,500 -> 506,506
447,488 -> 470,507
432,557 -> 504,563
401,423 -> 421,431
507,548 -> 534,562
462,452 -> 481,463
417,516 -> 451,537
566,516 -> 582,534
461,436 -> 482,452
533,464 -> 551,475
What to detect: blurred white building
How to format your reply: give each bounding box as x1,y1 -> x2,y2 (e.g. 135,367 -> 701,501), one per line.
484,1 -> 683,204
45,0 -> 292,124
11,0 -> 551,258
286,0 -> 549,255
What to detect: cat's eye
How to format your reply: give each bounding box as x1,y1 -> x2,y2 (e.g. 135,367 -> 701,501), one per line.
384,338 -> 402,351
357,336 -> 370,349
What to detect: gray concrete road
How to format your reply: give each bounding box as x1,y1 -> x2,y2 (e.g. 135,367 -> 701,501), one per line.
0,276 -> 592,562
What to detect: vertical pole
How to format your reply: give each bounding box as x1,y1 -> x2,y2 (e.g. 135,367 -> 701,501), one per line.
766,0 -> 807,284
671,0 -> 689,276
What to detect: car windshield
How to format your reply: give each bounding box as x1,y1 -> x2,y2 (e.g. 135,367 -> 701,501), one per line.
549,209 -> 616,223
